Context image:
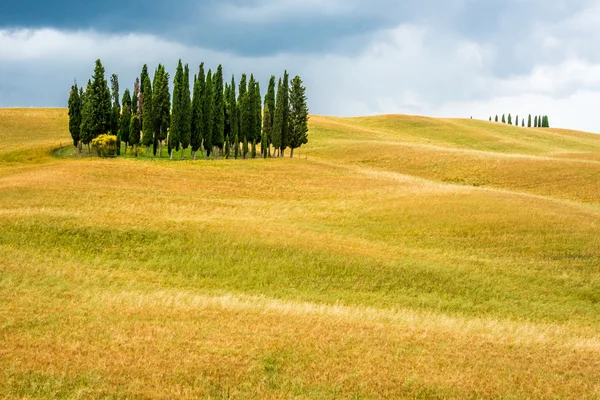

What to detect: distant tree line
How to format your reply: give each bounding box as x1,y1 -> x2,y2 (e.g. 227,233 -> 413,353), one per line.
68,59 -> 309,159
489,114 -> 550,128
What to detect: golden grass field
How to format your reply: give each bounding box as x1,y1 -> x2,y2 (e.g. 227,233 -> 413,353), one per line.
1,108 -> 599,399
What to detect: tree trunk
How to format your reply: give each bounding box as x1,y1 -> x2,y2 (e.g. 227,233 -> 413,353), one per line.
193,150 -> 197,160
290,148 -> 294,158
146,147 -> 150,157
159,141 -> 163,158
214,147 -> 217,160
134,144 -> 137,157
77,140 -> 82,154
181,149 -> 185,160
123,143 -> 127,155
170,149 -> 173,160
281,148 -> 285,158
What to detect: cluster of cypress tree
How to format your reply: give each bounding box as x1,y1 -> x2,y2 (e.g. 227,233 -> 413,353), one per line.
489,114 -> 550,128
68,59 -> 309,159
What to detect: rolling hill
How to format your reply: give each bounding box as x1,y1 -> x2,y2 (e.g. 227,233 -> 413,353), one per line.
1,108 -> 599,399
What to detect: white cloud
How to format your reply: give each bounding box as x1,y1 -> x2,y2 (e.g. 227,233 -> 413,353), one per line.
1,23 -> 600,133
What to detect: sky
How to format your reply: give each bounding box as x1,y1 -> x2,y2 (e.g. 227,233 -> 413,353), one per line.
1,0 -> 600,132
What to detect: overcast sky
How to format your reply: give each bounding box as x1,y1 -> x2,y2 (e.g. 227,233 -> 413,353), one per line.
1,0 -> 599,132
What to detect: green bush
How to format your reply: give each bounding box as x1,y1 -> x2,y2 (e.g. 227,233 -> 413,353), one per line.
91,134 -> 117,158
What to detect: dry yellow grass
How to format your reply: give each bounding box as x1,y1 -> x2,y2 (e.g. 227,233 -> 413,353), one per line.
1,109 -> 599,399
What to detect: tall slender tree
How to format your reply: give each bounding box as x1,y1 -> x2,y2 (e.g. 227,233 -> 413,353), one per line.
238,74 -> 247,157
264,76 -> 276,157
502,114 -> 506,124
213,65 -> 225,158
180,64 -> 192,159
132,78 -> 140,115
522,119 -> 525,127
495,115 -> 498,122
141,76 -> 154,155
528,114 -> 532,127
534,115 -> 538,128
224,82 -> 231,158
280,71 -> 290,156
129,114 -> 141,155
152,64 -> 170,157
229,75 -> 239,159
288,75 -> 309,158
203,70 -> 214,158
110,74 -> 121,154
191,69 -> 202,160
68,83 -> 82,152
240,75 -> 254,158
80,80 -> 94,153
508,113 -> 512,125
140,65 -> 149,94
120,89 -> 132,154
272,78 -> 284,157
89,59 -> 112,138
169,60 -> 184,159
254,80 -> 262,159
263,107 -> 272,158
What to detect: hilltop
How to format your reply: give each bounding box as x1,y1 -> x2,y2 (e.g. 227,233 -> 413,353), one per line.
1,108 -> 599,399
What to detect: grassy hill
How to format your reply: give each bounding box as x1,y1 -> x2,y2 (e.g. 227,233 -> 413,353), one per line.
1,108 -> 599,399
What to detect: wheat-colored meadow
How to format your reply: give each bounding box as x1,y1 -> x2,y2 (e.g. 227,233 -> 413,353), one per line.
1,108 -> 599,399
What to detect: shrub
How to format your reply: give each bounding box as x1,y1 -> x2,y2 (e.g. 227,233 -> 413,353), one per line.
91,134 -> 118,158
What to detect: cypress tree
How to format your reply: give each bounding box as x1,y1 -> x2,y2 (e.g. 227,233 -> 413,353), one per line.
539,115 -> 543,128
80,80 -> 94,153
263,107 -> 272,158
534,116 -> 538,128
528,114 -> 532,127
495,115 -> 498,122
213,65 -> 225,158
129,114 -> 141,155
120,89 -> 132,154
280,71 -> 290,156
224,83 -> 231,158
203,70 -> 214,158
132,78 -> 140,115
238,74 -> 247,158
89,59 -> 112,138
545,116 -> 550,128
241,75 -> 254,158
264,76 -> 276,157
140,65 -> 149,94
68,83 -> 82,151
191,70 -> 202,160
152,65 -> 170,157
508,113 -> 512,125
141,76 -> 154,155
288,75 -> 309,158
272,78 -> 284,157
489,116 -> 491,122
515,115 -> 519,127
254,80 -> 262,158
522,119 -> 525,127
501,114 -> 506,124
224,82 -> 232,160
180,64 -> 192,160
169,60 -> 184,159
229,75 -> 239,159
110,74 -> 121,155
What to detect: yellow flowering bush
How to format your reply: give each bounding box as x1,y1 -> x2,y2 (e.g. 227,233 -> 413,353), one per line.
91,134 -> 117,158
